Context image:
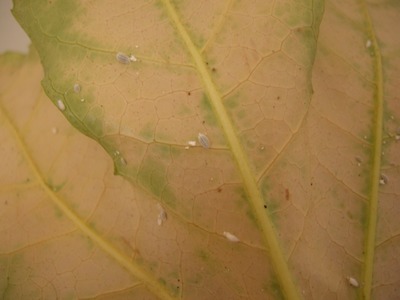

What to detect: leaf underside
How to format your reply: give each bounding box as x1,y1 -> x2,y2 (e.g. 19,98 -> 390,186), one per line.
1,0 -> 399,299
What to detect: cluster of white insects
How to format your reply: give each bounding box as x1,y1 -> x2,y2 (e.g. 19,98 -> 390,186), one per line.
56,50 -> 140,112
54,52 -> 220,235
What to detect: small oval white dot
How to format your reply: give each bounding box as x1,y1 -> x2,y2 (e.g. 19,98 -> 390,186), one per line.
347,276 -> 359,288
56,99 -> 65,111
223,231 -> 240,242
129,54 -> 137,62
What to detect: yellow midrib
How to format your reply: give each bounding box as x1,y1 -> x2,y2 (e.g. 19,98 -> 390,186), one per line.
162,1 -> 300,299
361,2 -> 384,300
0,101 -> 175,300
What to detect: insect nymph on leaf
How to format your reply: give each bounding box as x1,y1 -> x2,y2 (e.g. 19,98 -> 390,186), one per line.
56,99 -> 65,111
157,204 -> 167,226
120,157 -> 127,166
346,276 -> 359,288
198,133 -> 210,148
73,83 -> 81,93
223,231 -> 240,242
116,52 -> 131,64
379,174 -> 388,185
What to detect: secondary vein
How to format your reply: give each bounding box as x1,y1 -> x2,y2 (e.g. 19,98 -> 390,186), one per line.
0,100 -> 175,300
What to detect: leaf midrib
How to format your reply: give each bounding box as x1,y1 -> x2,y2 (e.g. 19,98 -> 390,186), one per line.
161,1 -> 300,299
360,1 -> 384,299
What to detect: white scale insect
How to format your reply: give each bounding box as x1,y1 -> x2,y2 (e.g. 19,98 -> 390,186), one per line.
56,99 -> 65,111
198,133 -> 210,148
223,231 -> 240,243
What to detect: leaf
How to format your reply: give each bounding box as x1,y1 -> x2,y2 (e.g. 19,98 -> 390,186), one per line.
2,0 -> 399,299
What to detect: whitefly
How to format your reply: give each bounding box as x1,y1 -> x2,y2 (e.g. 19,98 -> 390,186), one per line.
116,52 -> 131,64
198,133 -> 210,148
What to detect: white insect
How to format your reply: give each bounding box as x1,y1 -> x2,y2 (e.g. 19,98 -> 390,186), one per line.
379,174 -> 388,185
116,52 -> 131,64
56,99 -> 65,111
120,157 -> 127,166
347,276 -> 359,288
157,204 -> 167,226
223,231 -> 240,242
198,133 -> 210,148
187,140 -> 196,147
73,83 -> 81,93
366,39 -> 372,48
